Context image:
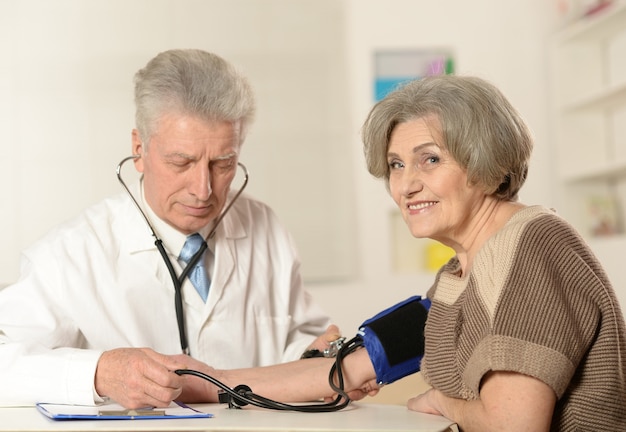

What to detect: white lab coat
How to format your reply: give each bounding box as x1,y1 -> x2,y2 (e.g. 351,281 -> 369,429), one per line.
0,183 -> 330,406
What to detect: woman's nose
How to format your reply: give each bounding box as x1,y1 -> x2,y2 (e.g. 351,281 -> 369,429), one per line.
401,166 -> 423,196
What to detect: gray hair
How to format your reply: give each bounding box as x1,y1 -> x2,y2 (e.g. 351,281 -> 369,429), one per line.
361,75 -> 533,201
134,49 -> 256,146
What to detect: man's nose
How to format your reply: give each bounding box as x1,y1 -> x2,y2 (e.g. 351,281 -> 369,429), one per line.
189,165 -> 211,200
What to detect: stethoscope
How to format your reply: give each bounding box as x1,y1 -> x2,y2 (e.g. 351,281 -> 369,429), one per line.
116,154 -> 249,355
116,154 -> 357,412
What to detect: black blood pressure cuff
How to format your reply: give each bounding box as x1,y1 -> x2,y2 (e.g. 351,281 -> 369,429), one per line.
357,295 -> 430,386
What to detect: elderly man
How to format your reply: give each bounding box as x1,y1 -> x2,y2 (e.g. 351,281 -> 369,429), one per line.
0,49 -> 335,408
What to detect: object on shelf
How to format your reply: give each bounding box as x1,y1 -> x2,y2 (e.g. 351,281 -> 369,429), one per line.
374,50 -> 454,102
424,241 -> 455,272
556,0 -> 615,26
585,194 -> 623,237
584,0 -> 614,16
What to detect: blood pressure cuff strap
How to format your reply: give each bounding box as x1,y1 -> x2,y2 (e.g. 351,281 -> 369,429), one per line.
357,295 -> 430,385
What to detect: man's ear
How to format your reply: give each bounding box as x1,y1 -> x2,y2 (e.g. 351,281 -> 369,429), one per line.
131,129 -> 145,172
131,129 -> 143,155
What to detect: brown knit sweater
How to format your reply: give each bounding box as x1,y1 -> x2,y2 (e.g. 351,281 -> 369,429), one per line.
421,206 -> 626,431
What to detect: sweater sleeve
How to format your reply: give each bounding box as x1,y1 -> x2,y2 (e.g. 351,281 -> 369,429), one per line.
464,214 -> 609,398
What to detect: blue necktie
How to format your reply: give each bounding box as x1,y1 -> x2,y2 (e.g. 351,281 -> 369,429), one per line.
179,233 -> 211,302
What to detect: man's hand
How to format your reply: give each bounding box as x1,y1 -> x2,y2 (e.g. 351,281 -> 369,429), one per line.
94,348 -> 187,409
305,324 -> 342,354
170,354 -> 223,403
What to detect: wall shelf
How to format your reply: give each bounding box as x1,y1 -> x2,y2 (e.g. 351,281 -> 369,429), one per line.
551,1 -> 626,309
563,160 -> 626,183
555,1 -> 626,43
563,80 -> 626,112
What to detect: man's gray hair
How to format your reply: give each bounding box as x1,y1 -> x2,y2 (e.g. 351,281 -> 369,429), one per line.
134,49 -> 256,147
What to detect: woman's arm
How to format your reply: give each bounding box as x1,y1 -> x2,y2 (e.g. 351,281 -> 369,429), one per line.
174,347 -> 379,403
408,371 -> 556,432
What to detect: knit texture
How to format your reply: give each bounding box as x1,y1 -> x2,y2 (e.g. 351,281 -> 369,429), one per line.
420,206 -> 626,431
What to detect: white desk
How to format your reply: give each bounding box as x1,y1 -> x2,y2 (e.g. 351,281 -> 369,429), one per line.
0,403 -> 456,432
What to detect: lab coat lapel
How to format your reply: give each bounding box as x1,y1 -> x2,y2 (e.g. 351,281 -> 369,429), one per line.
208,235 -> 235,307
117,182 -> 173,294
202,194 -> 247,310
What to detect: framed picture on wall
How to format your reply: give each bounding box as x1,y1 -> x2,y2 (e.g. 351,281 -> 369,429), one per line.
374,49 -> 455,102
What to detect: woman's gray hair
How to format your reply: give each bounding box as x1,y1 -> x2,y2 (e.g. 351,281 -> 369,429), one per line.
134,49 -> 256,147
361,75 -> 533,201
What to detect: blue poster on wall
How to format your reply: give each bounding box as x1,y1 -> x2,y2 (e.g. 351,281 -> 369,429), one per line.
374,50 -> 455,101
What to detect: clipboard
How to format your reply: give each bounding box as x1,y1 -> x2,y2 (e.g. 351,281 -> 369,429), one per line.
36,400 -> 212,420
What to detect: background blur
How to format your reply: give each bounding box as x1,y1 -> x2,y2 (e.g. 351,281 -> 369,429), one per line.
1,1 -> 621,336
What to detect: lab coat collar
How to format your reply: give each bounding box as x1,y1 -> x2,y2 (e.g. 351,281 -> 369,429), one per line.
118,181 -> 248,314
116,181 -> 158,255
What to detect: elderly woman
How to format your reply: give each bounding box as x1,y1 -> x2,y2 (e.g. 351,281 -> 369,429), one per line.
174,75 -> 626,431
358,74 -> 626,430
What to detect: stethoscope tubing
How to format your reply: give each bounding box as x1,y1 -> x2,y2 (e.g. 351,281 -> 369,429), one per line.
117,156 -> 355,413
116,155 -> 249,354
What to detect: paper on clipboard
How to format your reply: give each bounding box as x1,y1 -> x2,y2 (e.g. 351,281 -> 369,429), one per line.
36,400 -> 212,420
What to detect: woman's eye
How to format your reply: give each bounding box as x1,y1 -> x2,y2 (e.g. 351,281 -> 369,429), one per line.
420,155 -> 440,167
389,160 -> 404,170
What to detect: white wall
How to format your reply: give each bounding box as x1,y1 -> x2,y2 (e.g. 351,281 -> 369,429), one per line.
0,0 -> 357,283
0,1 -> 563,333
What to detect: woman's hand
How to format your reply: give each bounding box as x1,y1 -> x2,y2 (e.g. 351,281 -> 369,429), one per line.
323,376 -> 380,403
407,371 -> 556,432
407,388 -> 444,416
